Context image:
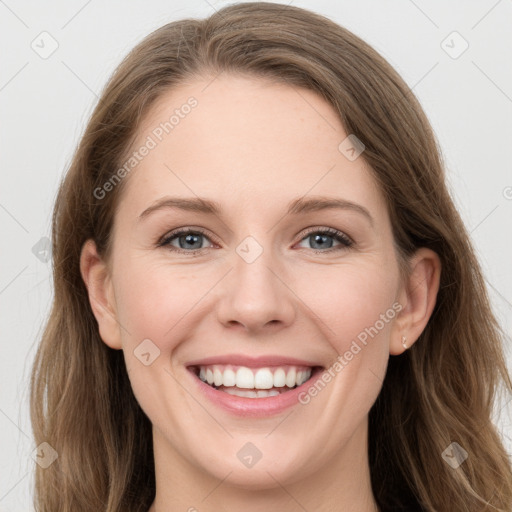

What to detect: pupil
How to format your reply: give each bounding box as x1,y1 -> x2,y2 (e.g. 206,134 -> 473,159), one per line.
312,234 -> 332,249
181,233 -> 201,249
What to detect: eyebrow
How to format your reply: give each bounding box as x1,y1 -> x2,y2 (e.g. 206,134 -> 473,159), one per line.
138,195 -> 374,227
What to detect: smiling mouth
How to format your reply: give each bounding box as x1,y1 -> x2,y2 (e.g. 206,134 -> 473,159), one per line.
189,364 -> 322,398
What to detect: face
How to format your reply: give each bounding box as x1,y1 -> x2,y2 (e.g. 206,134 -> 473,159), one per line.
92,74 -> 409,490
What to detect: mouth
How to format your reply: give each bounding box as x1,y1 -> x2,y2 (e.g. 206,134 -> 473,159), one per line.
188,363 -> 324,399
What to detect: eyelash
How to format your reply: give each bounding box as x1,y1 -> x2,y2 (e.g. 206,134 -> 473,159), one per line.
157,226 -> 354,255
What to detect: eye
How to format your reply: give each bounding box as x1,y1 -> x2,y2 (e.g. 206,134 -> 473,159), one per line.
296,227 -> 353,252
158,228 -> 215,253
157,226 -> 353,254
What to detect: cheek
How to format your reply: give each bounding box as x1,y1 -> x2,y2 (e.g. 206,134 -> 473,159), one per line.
113,257 -> 198,349
295,261 -> 399,356
113,259 -> 203,423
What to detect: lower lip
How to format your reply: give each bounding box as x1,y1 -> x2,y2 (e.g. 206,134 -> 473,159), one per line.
187,367 -> 323,417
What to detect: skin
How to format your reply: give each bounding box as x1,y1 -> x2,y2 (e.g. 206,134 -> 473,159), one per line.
80,74 -> 441,511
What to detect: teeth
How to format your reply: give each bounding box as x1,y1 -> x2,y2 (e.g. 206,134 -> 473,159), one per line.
285,368 -> 296,388
254,368 -> 273,389
223,388 -> 282,398
213,368 -> 223,387
196,364 -> 313,390
236,367 -> 254,389
273,368 -> 286,387
223,368 -> 236,387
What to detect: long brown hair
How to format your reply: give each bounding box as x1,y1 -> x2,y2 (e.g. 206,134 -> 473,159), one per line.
29,3 -> 512,510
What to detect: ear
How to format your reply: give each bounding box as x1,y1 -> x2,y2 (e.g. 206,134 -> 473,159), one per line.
390,247 -> 441,355
79,239 -> 122,350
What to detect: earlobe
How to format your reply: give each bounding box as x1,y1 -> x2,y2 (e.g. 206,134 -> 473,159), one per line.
390,247 -> 442,355
79,239 -> 123,350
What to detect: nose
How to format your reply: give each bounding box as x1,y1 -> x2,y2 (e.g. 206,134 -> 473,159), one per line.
215,242 -> 296,334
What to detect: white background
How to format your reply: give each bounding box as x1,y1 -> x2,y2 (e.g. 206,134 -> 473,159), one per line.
1,0 -> 511,508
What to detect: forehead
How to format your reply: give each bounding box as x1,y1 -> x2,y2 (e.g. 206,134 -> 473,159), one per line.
117,74 -> 385,222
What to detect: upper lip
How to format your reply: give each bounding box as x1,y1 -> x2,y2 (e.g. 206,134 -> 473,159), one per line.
186,354 -> 324,368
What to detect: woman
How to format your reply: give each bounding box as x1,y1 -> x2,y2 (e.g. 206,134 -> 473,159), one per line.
30,2 -> 512,511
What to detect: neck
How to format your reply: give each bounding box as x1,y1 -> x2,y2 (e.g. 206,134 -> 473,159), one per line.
148,417 -> 379,512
